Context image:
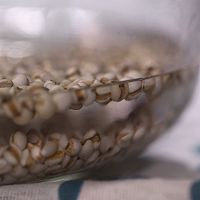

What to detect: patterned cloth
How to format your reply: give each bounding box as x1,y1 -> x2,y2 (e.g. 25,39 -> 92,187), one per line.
0,76 -> 199,200
0,178 -> 199,200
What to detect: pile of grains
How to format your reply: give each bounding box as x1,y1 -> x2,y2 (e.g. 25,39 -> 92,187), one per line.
0,59 -> 178,125
0,62 -> 197,184
0,103 -> 171,185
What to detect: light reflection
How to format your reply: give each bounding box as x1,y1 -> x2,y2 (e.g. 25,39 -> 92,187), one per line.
46,7 -> 103,47
0,6 -> 104,58
67,8 -> 103,47
4,7 -> 44,37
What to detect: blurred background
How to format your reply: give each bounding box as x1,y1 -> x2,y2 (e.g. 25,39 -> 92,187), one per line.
145,75 -> 200,176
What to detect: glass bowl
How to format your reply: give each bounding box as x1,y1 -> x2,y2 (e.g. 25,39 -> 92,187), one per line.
0,0 -> 199,185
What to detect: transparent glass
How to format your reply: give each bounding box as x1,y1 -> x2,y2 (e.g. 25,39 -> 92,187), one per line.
0,0 -> 199,184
